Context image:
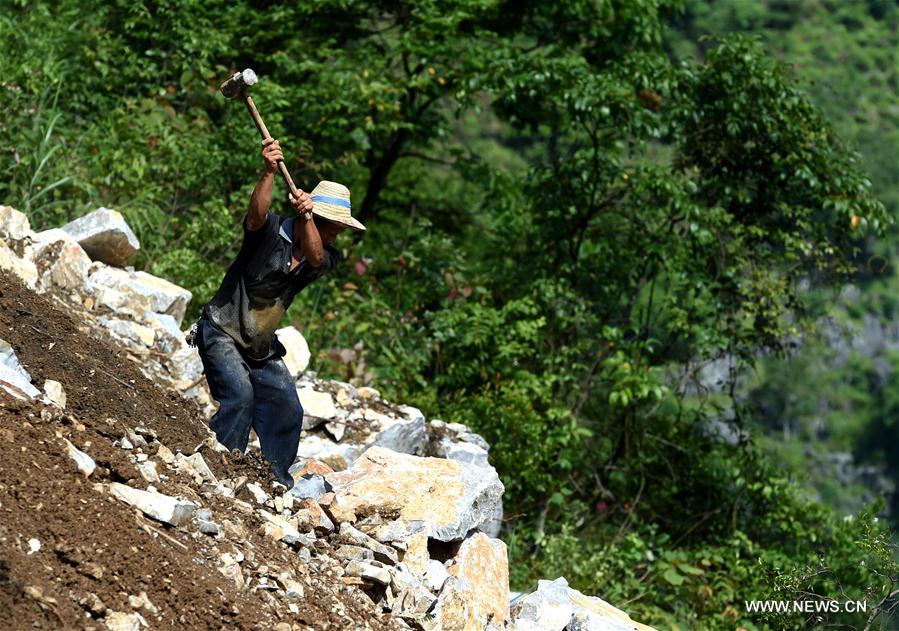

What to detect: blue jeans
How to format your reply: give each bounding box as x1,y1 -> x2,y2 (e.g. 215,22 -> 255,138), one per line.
195,316 -> 301,488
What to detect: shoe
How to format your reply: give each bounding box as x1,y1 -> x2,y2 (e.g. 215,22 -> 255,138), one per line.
271,463 -> 294,491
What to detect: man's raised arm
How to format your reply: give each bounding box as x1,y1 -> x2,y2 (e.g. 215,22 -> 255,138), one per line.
246,138 -> 283,231
288,191 -> 327,268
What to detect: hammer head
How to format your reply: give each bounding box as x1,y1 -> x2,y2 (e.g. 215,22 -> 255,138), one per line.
220,68 -> 258,98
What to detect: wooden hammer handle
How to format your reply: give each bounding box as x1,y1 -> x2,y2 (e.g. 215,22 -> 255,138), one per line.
243,94 -> 302,198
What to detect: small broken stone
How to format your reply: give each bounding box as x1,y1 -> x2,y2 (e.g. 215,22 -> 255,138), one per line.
156,444 -> 175,464
339,523 -> 398,565
127,591 -> 158,615
109,482 -> 196,526
63,438 -> 96,477
43,380 -> 66,408
136,460 -> 159,483
246,482 -> 270,504
335,545 -> 374,562
344,560 -> 391,585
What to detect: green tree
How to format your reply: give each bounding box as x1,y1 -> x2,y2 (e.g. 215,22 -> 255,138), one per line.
2,1 -> 897,627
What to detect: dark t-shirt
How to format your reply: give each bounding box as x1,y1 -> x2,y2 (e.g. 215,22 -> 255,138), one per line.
203,212 -> 339,360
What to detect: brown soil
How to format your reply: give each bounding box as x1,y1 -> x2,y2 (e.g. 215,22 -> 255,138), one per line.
0,272 -> 402,631
0,275 -> 209,459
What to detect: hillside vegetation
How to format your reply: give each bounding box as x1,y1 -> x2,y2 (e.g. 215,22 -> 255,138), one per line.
3,1 -> 899,628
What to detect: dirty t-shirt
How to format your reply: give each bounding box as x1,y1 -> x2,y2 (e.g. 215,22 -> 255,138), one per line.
203,212 -> 339,360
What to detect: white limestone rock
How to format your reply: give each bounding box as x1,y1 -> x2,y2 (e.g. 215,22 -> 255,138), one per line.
174,452 -> 216,485
357,386 -> 381,400
276,326 -> 310,376
127,592 -> 158,616
63,439 -> 96,477
297,385 -> 339,429
481,499 -> 504,539
89,265 -> 192,325
0,339 -> 40,400
389,565 -> 437,619
295,433 -> 361,471
435,436 -> 490,468
509,577 -> 655,631
136,461 -> 159,483
458,431 -> 491,452
257,509 -> 315,547
327,446 -> 505,542
371,518 -> 428,545
143,312 -> 184,353
246,482 -> 270,504
43,379 -> 66,408
344,560 -> 391,585
60,207 -> 140,266
433,532 -> 510,630
29,228 -> 93,292
0,242 -> 38,288
103,611 -> 145,631
155,444 -> 175,465
194,508 -> 222,537
169,344 -> 204,391
338,522 -> 398,564
218,552 -> 245,589
335,545 -> 374,562
325,420 -> 346,442
0,206 -> 32,241
101,317 -> 156,347
366,406 -> 426,456
108,482 -> 197,527
424,559 -> 450,592
285,473 -> 330,500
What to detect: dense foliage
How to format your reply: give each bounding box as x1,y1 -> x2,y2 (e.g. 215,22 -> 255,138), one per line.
669,0 -> 899,544
3,0 -> 899,627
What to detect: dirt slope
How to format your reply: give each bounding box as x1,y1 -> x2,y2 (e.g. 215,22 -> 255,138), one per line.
0,271 -> 401,630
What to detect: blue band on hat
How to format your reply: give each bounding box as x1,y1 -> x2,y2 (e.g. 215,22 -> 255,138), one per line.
311,195 -> 351,208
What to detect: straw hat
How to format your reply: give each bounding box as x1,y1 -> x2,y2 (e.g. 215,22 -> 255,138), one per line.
309,181 -> 366,231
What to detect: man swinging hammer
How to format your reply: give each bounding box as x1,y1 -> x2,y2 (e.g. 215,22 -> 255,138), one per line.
194,138 -> 366,489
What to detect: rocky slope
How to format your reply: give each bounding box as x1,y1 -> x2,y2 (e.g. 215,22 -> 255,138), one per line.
0,205 -> 654,631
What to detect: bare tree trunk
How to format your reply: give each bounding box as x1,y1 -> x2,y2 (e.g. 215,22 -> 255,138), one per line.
358,130 -> 408,223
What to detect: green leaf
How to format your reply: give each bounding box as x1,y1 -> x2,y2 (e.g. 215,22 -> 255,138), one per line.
663,568 -> 685,586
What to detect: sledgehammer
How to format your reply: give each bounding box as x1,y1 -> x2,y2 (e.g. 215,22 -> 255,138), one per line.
220,68 -> 302,199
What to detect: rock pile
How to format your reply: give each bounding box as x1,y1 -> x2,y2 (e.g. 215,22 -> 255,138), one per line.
0,205 -> 654,630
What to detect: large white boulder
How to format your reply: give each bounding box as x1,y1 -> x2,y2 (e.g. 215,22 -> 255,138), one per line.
89,265 -> 192,325
60,207 -> 140,266
326,446 -> 504,541
364,405 -> 427,456
509,577 -> 655,631
434,532 -> 510,630
276,326 -> 310,377
29,229 -> 93,292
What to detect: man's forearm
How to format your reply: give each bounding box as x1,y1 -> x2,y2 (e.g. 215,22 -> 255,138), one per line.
297,216 -> 325,267
247,170 -> 275,230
